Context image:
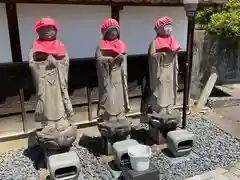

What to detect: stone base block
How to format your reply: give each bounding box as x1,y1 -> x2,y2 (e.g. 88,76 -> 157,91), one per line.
101,137 -> 114,155
46,151 -> 80,180
112,139 -> 139,167
167,129 -> 195,157
149,123 -> 166,145
97,120 -> 131,140
98,120 -> 131,155
121,162 -> 160,180
36,126 -> 77,151
148,110 -> 180,137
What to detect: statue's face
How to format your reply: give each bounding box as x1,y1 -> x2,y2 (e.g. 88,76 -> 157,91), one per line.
104,28 -> 119,41
157,23 -> 172,37
37,26 -> 57,40
163,24 -> 172,36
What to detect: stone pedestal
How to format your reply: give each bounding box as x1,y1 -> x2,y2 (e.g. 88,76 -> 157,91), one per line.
46,151 -> 80,180
121,162 -> 160,180
167,129 -> 195,157
35,126 -> 79,178
36,125 -> 77,151
98,119 -> 131,155
148,109 -> 181,144
149,123 -> 166,145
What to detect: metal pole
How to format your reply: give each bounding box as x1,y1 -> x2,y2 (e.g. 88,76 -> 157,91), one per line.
182,11 -> 196,129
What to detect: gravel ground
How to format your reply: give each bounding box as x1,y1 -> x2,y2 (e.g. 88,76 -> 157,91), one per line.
0,149 -> 40,180
71,146 -> 113,180
0,145 -> 113,180
149,118 -> 240,180
0,118 -> 239,180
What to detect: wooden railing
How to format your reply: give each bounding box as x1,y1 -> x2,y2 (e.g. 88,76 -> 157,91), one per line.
0,53 -> 186,140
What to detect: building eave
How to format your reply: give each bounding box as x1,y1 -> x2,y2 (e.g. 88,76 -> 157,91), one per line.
4,0 -> 228,5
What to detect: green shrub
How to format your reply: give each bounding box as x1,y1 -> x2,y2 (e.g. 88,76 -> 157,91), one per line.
208,9 -> 240,38
207,0 -> 240,38
195,7 -> 214,30
195,0 -> 240,38
225,0 -> 240,9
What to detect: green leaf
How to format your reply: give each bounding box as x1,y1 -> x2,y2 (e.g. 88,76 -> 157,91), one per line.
197,0 -> 240,38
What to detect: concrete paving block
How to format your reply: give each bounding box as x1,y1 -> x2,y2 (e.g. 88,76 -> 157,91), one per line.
236,162 -> 240,169
229,175 -> 240,180
186,175 -> 202,180
215,167 -> 228,175
229,167 -> 239,175
223,172 -> 240,180
234,169 -> 240,176
223,172 -> 232,179
215,174 -> 229,180
200,170 -> 216,180
225,164 -> 236,171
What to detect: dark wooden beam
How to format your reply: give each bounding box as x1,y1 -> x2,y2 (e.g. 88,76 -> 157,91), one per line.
9,0 -> 183,6
5,2 -> 22,63
6,0 -> 219,6
111,4 -> 123,22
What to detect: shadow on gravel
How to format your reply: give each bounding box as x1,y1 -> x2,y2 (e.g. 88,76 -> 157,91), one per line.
130,128 -> 148,143
77,135 -> 103,155
130,128 -> 157,147
161,148 -> 175,158
23,145 -> 45,170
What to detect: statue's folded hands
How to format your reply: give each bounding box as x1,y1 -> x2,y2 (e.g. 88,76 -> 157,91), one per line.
98,56 -> 113,63
152,52 -> 167,59
114,53 -> 123,60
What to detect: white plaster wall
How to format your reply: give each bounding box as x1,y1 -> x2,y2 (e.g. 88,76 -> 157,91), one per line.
120,6 -> 188,55
16,4 -> 111,61
0,4 -> 12,63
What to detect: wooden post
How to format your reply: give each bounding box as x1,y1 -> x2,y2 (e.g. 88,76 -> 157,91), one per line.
111,4 -> 123,22
6,3 -> 27,132
87,87 -> 92,121
5,2 -> 22,63
19,89 -> 27,132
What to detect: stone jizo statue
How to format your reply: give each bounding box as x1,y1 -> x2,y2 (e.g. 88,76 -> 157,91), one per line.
95,18 -> 130,122
95,19 -> 131,148
147,16 -> 180,116
29,18 -> 77,150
